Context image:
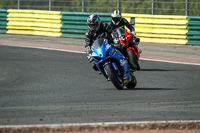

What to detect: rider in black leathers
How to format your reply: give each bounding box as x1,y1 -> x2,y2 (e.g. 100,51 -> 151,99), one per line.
85,14 -> 113,51
109,10 -> 141,70
85,14 -> 113,71
109,10 -> 136,35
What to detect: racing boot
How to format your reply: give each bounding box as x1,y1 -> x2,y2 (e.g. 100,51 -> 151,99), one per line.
92,63 -> 99,71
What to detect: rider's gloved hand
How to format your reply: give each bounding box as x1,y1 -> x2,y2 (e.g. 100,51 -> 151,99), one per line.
86,53 -> 94,63
114,42 -> 126,51
87,55 -> 94,63
113,42 -> 121,49
85,46 -> 92,55
113,38 -> 119,44
85,46 -> 93,63
131,31 -> 136,36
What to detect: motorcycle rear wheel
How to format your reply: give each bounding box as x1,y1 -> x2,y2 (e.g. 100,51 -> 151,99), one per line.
105,64 -> 124,90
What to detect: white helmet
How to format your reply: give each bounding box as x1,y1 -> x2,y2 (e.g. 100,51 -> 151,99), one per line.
111,10 -> 122,25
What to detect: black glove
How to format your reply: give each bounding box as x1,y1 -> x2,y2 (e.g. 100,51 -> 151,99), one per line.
131,31 -> 136,36
114,42 -> 126,51
113,38 -> 119,44
113,42 -> 121,49
85,46 -> 93,63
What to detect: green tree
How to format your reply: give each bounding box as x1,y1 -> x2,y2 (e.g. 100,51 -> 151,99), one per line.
121,0 -> 151,14
86,0 -> 117,13
0,0 -> 17,9
189,0 -> 200,16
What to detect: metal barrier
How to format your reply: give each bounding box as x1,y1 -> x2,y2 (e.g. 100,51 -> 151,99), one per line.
0,9 -> 8,34
6,9 -> 62,37
3,9 -> 111,39
122,13 -> 188,45
0,9 -> 200,45
187,16 -> 200,45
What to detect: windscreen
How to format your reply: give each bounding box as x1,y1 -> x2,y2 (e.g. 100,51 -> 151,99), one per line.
117,28 -> 125,40
93,38 -> 104,49
116,28 -> 125,38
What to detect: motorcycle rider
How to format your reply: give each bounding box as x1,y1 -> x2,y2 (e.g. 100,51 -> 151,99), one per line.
85,14 -> 138,72
85,14 -> 113,71
109,10 -> 141,70
110,10 -> 136,36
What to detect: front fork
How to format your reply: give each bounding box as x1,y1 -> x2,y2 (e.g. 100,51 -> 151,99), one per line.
103,60 -> 130,84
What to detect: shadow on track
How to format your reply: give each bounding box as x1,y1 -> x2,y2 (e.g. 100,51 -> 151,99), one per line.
124,88 -> 176,91
140,69 -> 179,72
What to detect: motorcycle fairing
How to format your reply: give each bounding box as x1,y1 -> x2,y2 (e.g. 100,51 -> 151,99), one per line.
118,29 -> 140,60
91,39 -> 130,82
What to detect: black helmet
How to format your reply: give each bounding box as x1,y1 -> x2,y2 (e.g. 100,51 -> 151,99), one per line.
111,10 -> 122,25
87,14 -> 101,32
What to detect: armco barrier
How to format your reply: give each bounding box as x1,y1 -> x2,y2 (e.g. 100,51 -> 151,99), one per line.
6,9 -> 63,37
0,9 -> 8,34
122,13 -> 188,45
3,9 -> 111,39
0,9 -> 199,45
187,16 -> 200,45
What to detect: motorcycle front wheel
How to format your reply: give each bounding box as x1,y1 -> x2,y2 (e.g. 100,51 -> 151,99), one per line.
105,64 -> 124,90
126,75 -> 137,88
127,49 -> 140,70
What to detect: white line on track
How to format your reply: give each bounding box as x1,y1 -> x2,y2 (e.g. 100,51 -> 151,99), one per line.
22,45 -> 200,66
141,58 -> 200,66
0,120 -> 200,128
1,44 -> 200,66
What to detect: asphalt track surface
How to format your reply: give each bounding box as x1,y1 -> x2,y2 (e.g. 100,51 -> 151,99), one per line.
0,38 -> 200,126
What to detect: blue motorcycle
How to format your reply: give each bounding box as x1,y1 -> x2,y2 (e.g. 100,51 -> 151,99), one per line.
90,38 -> 137,90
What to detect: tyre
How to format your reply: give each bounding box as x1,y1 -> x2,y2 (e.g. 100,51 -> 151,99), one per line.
126,75 -> 137,88
127,50 -> 140,70
105,64 -> 124,90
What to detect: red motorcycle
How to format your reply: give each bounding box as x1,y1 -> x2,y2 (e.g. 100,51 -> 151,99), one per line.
112,28 -> 140,70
